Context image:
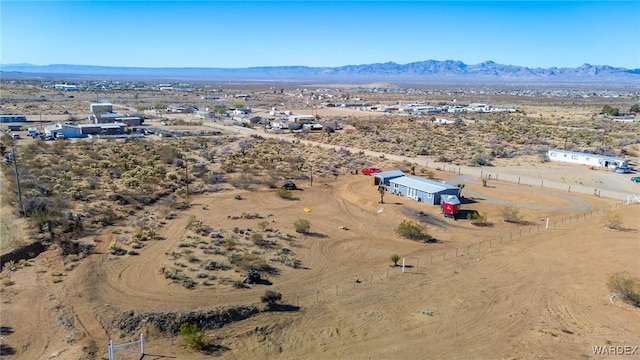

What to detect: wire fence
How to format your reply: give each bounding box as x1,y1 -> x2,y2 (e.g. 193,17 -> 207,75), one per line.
286,200 -> 630,307
426,162 -> 631,201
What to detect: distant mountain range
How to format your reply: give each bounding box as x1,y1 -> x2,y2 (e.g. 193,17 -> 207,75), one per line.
1,60 -> 638,84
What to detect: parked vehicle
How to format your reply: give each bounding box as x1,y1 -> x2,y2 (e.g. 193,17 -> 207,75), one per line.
281,180 -> 297,190
361,167 -> 381,176
243,269 -> 261,284
631,176 -> 640,183
11,134 -> 20,140
615,166 -> 631,174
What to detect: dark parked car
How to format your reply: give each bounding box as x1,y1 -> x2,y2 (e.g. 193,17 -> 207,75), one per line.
243,269 -> 261,284
281,180 -> 297,190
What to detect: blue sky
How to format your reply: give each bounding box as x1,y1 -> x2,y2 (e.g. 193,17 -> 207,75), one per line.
1,1 -> 639,69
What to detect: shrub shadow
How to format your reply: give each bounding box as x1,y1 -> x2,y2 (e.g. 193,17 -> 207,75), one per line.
0,345 -> 16,356
268,304 -> 301,312
304,232 -> 328,238
201,344 -> 231,356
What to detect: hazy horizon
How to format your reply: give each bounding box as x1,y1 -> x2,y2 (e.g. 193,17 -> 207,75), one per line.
2,1 -> 639,70
2,59 -> 638,70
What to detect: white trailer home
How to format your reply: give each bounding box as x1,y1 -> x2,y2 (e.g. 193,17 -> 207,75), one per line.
546,149 -> 628,169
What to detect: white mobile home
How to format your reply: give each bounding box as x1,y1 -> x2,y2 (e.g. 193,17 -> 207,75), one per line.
546,149 -> 628,169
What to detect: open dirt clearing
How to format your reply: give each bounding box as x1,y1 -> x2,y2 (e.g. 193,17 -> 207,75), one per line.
1,171 -> 638,359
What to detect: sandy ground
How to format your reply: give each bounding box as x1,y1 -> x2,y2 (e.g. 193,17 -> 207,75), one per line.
1,170 -> 638,359
1,92 -> 639,359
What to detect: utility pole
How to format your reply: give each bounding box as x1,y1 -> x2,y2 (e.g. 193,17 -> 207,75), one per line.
184,157 -> 189,200
310,164 -> 313,187
10,146 -> 24,216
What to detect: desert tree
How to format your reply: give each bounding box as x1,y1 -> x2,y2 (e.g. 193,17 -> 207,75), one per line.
601,105 -> 619,116
152,101 -> 164,117
390,254 -> 401,267
378,185 -> 385,204
180,323 -> 208,351
261,290 -> 282,311
293,219 -> 310,234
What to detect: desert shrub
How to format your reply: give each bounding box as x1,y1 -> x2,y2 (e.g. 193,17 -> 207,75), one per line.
228,252 -> 272,272
180,323 -> 208,350
604,213 -> 623,230
261,290 -> 282,311
278,254 -> 301,268
293,219 -> 310,234
223,238 -> 236,250
186,216 -> 211,235
468,212 -> 492,226
423,170 -> 435,179
233,280 -> 248,289
251,232 -> 271,248
181,278 -> 196,289
3,260 -> 17,272
607,272 -> 640,306
161,267 -> 181,280
160,145 -> 181,165
391,254 -> 401,266
501,206 -> 523,224
257,221 -> 269,231
396,220 -> 432,241
23,197 -> 49,215
469,154 -> 493,167
206,173 -> 225,184
275,187 -> 293,200
201,260 -> 232,271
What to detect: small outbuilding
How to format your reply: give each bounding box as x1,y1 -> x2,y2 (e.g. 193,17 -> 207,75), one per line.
373,170 -> 405,186
389,176 -> 459,205
440,194 -> 461,219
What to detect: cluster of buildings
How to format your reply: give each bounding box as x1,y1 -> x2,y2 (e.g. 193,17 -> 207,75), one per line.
43,102 -> 143,139
360,102 -> 517,115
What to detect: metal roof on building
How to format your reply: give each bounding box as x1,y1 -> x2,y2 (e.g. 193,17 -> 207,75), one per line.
548,149 -> 628,162
389,176 -> 458,193
440,194 -> 461,205
374,170 -> 405,179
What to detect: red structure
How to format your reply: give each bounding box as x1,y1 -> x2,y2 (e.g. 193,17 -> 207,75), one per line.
440,194 -> 461,219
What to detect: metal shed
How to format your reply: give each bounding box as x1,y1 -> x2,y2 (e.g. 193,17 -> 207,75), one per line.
440,194 -> 461,218
389,176 -> 459,205
373,170 -> 405,186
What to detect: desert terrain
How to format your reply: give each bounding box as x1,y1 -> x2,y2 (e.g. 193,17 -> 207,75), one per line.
0,80 -> 639,359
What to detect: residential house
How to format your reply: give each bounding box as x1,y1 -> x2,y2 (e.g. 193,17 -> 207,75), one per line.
389,176 -> 460,205
546,149 -> 628,169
